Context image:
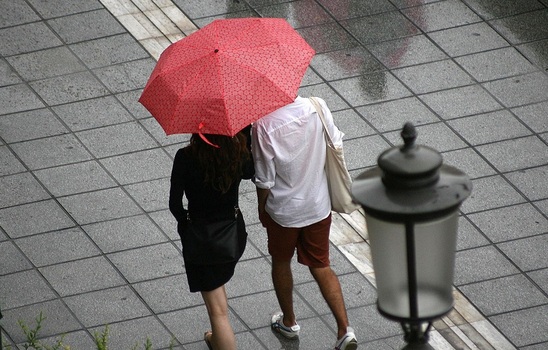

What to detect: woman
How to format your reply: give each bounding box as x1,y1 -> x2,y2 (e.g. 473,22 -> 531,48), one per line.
169,127 -> 254,350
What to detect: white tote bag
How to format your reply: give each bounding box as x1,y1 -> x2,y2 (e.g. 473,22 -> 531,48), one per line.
309,97 -> 361,214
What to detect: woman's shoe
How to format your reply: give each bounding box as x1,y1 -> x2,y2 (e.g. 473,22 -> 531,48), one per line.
204,331 -> 213,350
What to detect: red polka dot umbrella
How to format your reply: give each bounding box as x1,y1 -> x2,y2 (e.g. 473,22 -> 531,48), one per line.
139,18 -> 315,137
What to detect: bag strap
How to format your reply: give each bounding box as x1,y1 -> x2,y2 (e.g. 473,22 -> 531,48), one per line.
309,97 -> 335,148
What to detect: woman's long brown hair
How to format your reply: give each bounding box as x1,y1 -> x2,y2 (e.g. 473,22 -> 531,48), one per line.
188,131 -> 250,193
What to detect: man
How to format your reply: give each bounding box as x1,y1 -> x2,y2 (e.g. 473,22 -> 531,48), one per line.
252,96 -> 358,350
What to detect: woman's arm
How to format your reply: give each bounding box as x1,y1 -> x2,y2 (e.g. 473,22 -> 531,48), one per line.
168,150 -> 187,222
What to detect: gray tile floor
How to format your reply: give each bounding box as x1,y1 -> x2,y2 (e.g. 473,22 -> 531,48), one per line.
1,0 -> 547,349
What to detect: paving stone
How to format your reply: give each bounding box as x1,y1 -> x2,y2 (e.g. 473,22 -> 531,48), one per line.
0,108 -> 68,143
115,89 -> 151,119
53,95 -> 135,131
317,0 -> 396,20
39,256 -> 126,296
47,9 -> 125,44
15,227 -> 100,266
347,304 -> 402,342
148,209 -> 180,241
107,243 -> 183,283
458,274 -> 546,315
76,122 -> 158,158
227,258 -> 279,296
298,83 -> 351,111
332,108 -> 376,139
456,216 -> 490,251
0,241 -> 32,275
89,316 -> 175,349
11,134 -> 93,170
497,234 -> 548,271
483,72 -> 548,108
419,84 -> 503,120
330,72 -> 413,106
230,289 -> 315,329
343,135 -> 392,171
0,58 -> 21,86
447,110 -> 532,145
34,160 -> 117,197
343,11 -> 419,45
490,9 -> 548,45
505,165 -> 548,201
516,38 -> 548,72
58,187 -> 143,225
461,175 -> 526,214
0,172 -> 50,208
367,34 -> 448,69
429,22 -> 509,57
511,101 -> 548,133
311,46 -> 384,81
6,46 -> 86,81
393,59 -> 474,94
27,0 -> 103,18
489,305 -> 548,347
356,97 -> 439,132
30,71 -> 110,105
456,47 -> 538,82
0,84 -> 45,115
0,145 -> 25,176
441,148 -> 497,179
0,22 -> 63,56
0,0 -> 40,28
0,199 -> 74,238
140,116 -> 190,146
64,286 -> 151,327
454,246 -> 519,285
402,0 -> 482,32
256,0 -> 332,28
124,177 -> 170,211
173,0 -> 249,18
464,0 -> 545,20
476,136 -> 548,172
298,272 -> 377,315
100,148 -> 172,185
93,57 -> 156,93
527,268 -> 548,294
37,330 -> 96,350
1,299 -> 81,343
158,305 -> 245,344
83,214 -> 169,253
133,274 -> 202,313
70,33 -> 149,69
468,203 -> 548,243
301,23 -> 360,53
0,270 -> 57,309
383,122 -> 468,152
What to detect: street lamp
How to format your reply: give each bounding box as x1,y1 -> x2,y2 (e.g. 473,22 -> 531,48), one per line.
351,123 -> 472,349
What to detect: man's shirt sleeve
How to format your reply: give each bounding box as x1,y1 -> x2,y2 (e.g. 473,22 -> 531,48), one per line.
251,122 -> 276,189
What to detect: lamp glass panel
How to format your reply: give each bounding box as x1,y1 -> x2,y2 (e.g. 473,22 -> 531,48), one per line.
367,212 -> 459,319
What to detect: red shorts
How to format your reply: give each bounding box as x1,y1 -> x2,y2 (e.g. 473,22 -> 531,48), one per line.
262,212 -> 332,268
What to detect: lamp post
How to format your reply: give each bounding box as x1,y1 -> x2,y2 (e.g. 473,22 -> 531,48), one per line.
351,123 -> 472,349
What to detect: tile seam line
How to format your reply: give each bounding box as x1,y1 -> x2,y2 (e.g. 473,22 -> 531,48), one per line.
99,1 -> 519,349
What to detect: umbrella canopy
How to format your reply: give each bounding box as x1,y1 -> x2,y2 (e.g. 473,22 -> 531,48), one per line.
139,17 -> 315,136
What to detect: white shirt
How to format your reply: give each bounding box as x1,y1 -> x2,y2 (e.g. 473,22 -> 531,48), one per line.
252,96 -> 344,227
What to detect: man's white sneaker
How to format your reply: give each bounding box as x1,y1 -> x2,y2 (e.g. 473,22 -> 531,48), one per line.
334,327 -> 358,350
271,312 -> 300,339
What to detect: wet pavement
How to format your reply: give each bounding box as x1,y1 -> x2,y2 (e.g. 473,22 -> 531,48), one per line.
1,0 -> 547,349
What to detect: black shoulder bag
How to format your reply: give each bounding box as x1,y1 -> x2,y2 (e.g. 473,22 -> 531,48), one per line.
181,207 -> 246,265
